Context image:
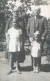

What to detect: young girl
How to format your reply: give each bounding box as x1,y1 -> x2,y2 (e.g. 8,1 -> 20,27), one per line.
31,31 -> 41,73
6,23 -> 22,74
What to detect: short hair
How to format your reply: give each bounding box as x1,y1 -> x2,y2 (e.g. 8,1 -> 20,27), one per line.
34,6 -> 41,12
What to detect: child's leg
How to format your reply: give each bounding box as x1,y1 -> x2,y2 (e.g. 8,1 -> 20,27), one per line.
35,58 -> 39,72
15,52 -> 20,71
31,56 -> 33,70
10,52 -> 14,70
38,57 -> 41,71
33,57 -> 36,72
35,57 -> 41,73
7,52 -> 14,74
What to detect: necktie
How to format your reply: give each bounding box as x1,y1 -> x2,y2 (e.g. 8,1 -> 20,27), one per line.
34,16 -> 36,32
34,16 -> 39,32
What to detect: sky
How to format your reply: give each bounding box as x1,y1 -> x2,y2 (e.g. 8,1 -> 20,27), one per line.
31,5 -> 50,19
40,5 -> 50,19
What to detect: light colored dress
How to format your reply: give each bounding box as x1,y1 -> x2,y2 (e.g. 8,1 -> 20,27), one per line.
6,27 -> 22,52
31,41 -> 41,57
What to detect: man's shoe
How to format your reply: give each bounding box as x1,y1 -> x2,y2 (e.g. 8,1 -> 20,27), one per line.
7,70 -> 13,75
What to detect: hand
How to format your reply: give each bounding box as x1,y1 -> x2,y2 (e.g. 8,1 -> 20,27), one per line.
41,37 -> 44,43
29,37 -> 33,42
41,37 -> 44,40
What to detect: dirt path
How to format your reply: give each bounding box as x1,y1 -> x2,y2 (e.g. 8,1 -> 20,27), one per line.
0,52 -> 50,81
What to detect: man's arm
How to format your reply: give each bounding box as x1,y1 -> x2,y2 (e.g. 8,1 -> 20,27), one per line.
42,17 -> 48,40
26,18 -> 30,37
5,30 -> 10,50
19,29 -> 22,43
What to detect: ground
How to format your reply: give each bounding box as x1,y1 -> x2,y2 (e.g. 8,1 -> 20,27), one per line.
0,51 -> 50,81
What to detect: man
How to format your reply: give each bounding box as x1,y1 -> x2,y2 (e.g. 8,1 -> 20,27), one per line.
27,7 -> 47,72
6,23 -> 22,74
13,7 -> 25,63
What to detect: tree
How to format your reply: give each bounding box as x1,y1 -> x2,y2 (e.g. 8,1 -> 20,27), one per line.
21,0 -> 48,5
0,0 -> 6,35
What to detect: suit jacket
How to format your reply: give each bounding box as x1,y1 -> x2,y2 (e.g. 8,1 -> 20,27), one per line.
27,15 -> 48,40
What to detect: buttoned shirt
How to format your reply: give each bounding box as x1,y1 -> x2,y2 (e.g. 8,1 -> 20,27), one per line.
6,27 -> 22,52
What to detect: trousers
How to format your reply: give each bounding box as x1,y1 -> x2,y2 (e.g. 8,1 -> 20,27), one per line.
31,56 -> 41,69
10,52 -> 19,69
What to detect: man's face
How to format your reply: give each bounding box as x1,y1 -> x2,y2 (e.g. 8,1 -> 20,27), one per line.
34,8 -> 40,16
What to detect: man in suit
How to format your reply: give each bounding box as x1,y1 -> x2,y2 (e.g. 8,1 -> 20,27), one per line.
27,7 -> 47,72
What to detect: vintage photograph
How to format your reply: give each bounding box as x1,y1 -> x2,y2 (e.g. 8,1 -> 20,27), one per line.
0,0 -> 50,81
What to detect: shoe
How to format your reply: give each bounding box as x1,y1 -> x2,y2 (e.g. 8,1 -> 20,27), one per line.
35,67 -> 39,73
7,70 -> 13,75
38,68 -> 40,72
36,69 -> 39,73
16,68 -> 20,74
33,70 -> 36,73
33,66 -> 36,73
